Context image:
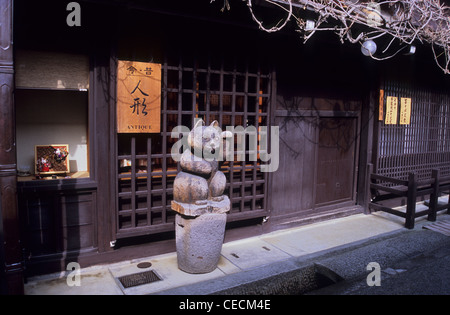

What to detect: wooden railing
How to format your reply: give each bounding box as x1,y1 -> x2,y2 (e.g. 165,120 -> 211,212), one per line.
367,164 -> 450,229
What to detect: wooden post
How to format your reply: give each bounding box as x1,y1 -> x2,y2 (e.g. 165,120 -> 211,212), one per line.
448,192 -> 450,215
0,0 -> 24,294
428,169 -> 439,222
0,190 -> 6,294
405,172 -> 417,229
0,101 -> 24,295
365,163 -> 374,213
356,86 -> 375,211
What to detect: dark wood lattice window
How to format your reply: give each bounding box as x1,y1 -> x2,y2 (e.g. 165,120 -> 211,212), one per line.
115,56 -> 272,238
376,81 -> 450,183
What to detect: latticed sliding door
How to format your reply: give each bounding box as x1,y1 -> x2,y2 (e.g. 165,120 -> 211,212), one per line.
115,56 -> 273,238
376,81 -> 450,183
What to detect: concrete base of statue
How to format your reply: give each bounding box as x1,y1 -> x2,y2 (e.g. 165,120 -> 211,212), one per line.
172,197 -> 229,274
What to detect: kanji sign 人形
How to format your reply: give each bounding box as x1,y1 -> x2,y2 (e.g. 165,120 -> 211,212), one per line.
117,61 -> 161,133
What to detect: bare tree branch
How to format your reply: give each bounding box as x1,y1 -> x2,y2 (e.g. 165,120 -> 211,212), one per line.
212,0 -> 450,74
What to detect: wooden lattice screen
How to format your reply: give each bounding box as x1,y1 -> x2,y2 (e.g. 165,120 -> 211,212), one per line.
115,56 -> 272,238
376,81 -> 450,183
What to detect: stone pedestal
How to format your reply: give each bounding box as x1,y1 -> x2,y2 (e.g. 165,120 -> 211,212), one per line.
175,212 -> 227,274
172,196 -> 230,274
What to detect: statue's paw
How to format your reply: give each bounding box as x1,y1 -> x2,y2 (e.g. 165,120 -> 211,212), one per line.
194,200 -> 208,205
211,196 -> 224,202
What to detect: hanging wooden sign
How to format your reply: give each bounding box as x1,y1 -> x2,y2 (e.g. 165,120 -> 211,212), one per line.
399,97 -> 412,125
385,96 -> 398,125
117,60 -> 161,133
379,89 -> 384,121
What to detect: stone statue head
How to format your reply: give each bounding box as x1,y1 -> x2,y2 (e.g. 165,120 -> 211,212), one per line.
187,119 -> 232,159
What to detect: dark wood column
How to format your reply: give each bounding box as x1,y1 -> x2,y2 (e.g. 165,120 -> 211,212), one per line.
0,0 -> 24,294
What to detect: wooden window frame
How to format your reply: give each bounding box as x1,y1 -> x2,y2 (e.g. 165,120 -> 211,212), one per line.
115,56 -> 273,238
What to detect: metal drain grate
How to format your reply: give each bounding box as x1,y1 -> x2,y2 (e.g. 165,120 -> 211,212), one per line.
423,220 -> 450,236
118,270 -> 162,288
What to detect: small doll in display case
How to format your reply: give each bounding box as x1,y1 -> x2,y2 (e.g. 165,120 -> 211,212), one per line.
53,147 -> 69,163
37,157 -> 51,172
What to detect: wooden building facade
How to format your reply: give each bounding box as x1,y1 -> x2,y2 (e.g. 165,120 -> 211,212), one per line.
1,0 -> 450,294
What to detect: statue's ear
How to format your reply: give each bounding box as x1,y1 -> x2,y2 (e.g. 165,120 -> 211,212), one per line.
187,132 -> 193,148
210,120 -> 219,128
193,119 -> 204,129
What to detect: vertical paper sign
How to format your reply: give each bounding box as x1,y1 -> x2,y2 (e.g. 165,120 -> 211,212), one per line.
385,96 -> 398,125
117,60 -> 161,133
399,97 -> 412,125
379,89 -> 384,121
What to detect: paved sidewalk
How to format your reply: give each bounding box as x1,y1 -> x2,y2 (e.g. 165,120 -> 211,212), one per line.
24,203 -> 449,295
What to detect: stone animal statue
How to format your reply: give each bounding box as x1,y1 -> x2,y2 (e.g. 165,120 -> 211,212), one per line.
172,119 -> 232,215
171,119 -> 232,274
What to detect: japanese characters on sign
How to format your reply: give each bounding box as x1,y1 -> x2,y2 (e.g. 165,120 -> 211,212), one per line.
399,97 -> 412,125
385,96 -> 398,125
117,60 -> 161,133
379,89 -> 384,121
382,95 -> 412,125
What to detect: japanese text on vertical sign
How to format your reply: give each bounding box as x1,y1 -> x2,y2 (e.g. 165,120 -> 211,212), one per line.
379,89 -> 384,121
117,61 -> 161,133
385,96 -> 398,125
400,98 -> 412,125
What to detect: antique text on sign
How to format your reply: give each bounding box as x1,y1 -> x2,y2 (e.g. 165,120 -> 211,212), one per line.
117,61 -> 161,133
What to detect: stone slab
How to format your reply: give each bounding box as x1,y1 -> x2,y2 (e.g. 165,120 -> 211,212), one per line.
261,213 -> 403,255
108,253 -> 228,295
221,238 -> 291,270
24,265 -> 123,295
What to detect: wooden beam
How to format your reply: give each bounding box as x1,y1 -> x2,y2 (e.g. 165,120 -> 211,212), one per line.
0,0 -> 24,295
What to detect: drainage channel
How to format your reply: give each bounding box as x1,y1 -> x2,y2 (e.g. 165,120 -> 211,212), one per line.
212,264 -> 344,295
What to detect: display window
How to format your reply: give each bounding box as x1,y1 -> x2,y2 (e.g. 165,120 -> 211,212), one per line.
15,50 -> 90,181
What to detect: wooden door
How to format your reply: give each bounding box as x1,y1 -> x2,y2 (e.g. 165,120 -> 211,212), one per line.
315,117 -> 357,206
271,111 -> 359,220
271,116 -> 317,216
